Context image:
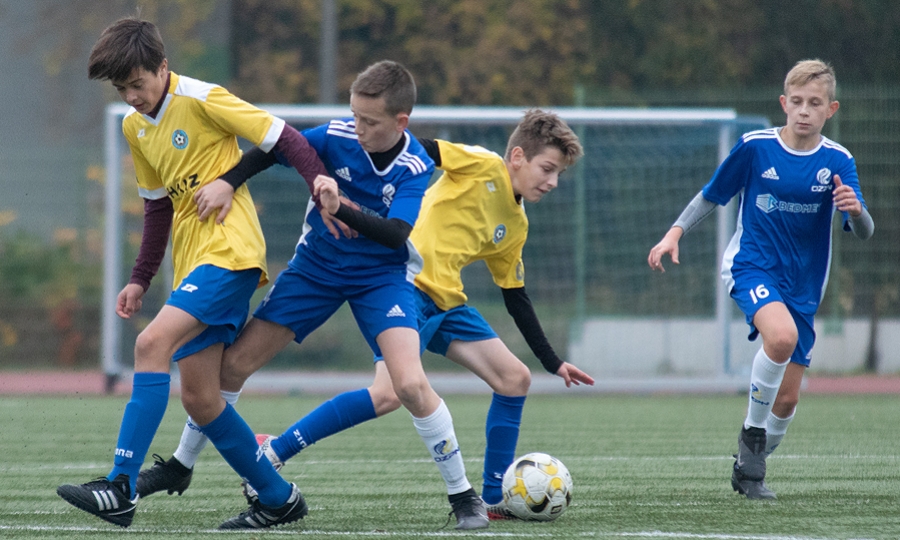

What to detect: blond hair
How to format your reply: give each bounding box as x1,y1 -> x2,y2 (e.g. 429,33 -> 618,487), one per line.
784,59 -> 836,102
505,109 -> 583,167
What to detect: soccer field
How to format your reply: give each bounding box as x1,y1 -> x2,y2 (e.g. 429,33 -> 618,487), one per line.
2,393 -> 899,539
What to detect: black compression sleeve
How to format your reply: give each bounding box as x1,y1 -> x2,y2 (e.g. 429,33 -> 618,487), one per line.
502,287 -> 563,374
219,147 -> 279,189
418,138 -> 441,166
333,204 -> 412,249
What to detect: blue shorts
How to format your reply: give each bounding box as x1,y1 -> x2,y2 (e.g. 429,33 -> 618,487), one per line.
253,265 -> 418,358
416,288 -> 498,357
730,272 -> 816,366
166,265 -> 261,362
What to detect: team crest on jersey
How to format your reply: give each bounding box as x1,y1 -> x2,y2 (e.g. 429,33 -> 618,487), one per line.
812,168 -> 832,192
493,224 -> 507,244
382,183 -> 396,207
172,129 -> 189,149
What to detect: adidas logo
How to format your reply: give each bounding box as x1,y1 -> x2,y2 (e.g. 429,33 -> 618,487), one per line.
761,167 -> 780,180
335,167 -> 352,182
386,305 -> 405,318
93,489 -> 123,511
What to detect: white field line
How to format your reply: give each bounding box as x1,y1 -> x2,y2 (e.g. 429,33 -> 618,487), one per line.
4,453 -> 896,473
0,525 -> 877,539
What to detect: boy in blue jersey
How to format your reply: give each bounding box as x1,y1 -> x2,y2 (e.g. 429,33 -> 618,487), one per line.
648,59 -> 874,499
141,60 -> 488,529
57,18 -> 327,529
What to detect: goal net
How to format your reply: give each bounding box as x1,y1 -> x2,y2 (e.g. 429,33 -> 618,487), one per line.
100,104 -> 768,387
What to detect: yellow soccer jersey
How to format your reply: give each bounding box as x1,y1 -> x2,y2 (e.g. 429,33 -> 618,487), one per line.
122,72 -> 284,290
412,140 -> 527,311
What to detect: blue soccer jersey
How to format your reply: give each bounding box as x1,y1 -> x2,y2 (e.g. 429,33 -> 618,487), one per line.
287,119 -> 433,284
705,127 -> 866,315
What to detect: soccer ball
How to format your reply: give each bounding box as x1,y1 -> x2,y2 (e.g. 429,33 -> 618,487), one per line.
501,452 -> 573,521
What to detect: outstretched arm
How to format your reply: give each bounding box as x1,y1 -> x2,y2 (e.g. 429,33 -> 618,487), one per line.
648,191 -> 716,272
502,287 -> 595,387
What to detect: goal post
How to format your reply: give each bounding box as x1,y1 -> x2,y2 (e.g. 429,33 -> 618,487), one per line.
100,104 -> 767,387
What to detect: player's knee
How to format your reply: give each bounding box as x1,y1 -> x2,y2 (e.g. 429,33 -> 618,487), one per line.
493,361 -> 531,396
391,376 -> 430,410
370,385 -> 402,416
764,327 -> 798,362
220,353 -> 253,391
133,329 -> 172,371
180,387 -> 222,425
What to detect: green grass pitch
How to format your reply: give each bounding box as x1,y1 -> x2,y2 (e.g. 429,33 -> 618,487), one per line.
2,392 -> 900,538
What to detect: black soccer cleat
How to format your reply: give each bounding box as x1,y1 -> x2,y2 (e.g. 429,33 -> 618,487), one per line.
57,474 -> 137,528
136,454 -> 193,498
448,488 -> 489,530
219,482 -> 308,529
732,426 -> 777,500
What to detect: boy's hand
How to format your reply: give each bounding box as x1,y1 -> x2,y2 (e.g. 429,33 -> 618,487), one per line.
648,227 -> 684,272
555,362 -> 596,388
314,175 -> 358,239
194,179 -> 235,224
313,175 -> 340,214
116,283 -> 145,319
832,174 -> 862,217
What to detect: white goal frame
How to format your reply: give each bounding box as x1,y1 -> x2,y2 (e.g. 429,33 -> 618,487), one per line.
101,104 -> 742,383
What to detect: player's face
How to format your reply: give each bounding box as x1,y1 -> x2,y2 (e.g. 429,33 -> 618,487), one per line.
350,94 -> 409,153
111,61 -> 169,115
779,80 -> 839,150
509,146 -> 566,203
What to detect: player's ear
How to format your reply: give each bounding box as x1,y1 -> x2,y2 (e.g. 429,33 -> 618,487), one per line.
395,112 -> 410,132
827,100 -> 840,118
510,146 -> 525,168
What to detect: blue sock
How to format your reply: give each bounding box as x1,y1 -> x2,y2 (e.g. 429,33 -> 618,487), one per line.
272,388 -> 377,462
108,372 -> 170,495
200,403 -> 291,507
482,393 -> 525,504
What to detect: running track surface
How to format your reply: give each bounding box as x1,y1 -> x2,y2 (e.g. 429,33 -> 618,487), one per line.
1,371 -> 899,395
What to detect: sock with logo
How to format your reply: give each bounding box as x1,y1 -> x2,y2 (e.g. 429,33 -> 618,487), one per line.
481,393 -> 525,504
173,389 -> 241,469
272,388 -> 376,462
765,410 -> 795,456
199,403 -> 291,507
412,399 -> 472,495
108,372 -> 171,495
744,347 -> 787,429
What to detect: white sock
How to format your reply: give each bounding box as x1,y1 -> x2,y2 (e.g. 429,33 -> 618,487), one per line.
765,411 -> 794,456
744,348 -> 787,429
411,400 -> 472,495
173,389 -> 242,468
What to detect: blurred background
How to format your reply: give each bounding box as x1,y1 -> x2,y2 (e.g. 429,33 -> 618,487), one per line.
1,0 -> 898,382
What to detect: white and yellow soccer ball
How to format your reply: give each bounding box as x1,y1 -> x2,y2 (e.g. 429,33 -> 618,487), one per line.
501,452 -> 573,521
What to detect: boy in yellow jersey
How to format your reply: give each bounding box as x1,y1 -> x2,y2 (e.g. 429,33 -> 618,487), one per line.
56,17 -> 326,529
144,109 -> 594,523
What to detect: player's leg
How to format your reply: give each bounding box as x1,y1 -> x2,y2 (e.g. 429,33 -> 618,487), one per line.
140,267 -> 317,498
378,326 -> 488,529
419,292 -> 528,515
445,337 -> 530,513
56,304 -> 206,527
729,277 -> 797,500
766,308 -> 814,456
269,360 -> 400,464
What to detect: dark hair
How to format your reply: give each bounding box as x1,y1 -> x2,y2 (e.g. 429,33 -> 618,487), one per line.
505,109 -> 584,167
349,60 -> 417,116
88,17 -> 166,81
